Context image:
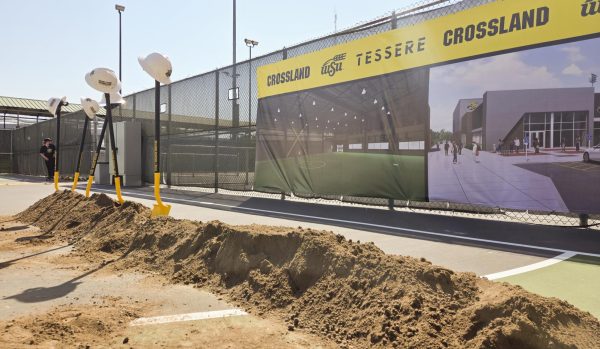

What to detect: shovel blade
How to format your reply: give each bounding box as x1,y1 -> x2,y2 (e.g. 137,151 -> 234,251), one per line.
151,203 -> 171,217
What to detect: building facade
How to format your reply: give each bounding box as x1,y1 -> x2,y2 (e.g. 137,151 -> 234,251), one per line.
453,87 -> 599,150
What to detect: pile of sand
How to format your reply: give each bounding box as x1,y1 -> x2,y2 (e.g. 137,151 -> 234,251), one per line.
16,191 -> 600,348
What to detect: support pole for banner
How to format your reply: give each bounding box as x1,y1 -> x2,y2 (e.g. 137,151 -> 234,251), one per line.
71,116 -> 89,191
214,70 -> 220,193
166,84 -> 172,188
579,214 -> 589,227
391,10 -> 397,29
54,105 -> 62,192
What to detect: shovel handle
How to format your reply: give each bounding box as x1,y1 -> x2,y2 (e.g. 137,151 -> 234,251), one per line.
85,176 -> 94,197
154,172 -> 164,206
71,172 -> 80,192
114,176 -> 124,204
53,171 -> 59,192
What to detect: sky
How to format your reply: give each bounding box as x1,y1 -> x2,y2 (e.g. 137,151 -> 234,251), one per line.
429,37 -> 600,131
0,0 -> 414,103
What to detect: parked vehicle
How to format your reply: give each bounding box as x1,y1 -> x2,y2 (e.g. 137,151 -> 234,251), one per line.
583,144 -> 600,163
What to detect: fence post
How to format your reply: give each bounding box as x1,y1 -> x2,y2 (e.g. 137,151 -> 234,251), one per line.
579,214 -> 589,227
214,70 -> 220,193
132,95 -> 136,120
10,129 -> 14,173
166,84 -> 172,187
391,11 -> 398,29
280,48 -> 288,200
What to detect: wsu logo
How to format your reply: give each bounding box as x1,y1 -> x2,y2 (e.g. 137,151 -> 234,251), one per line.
581,0 -> 600,16
467,102 -> 479,111
321,53 -> 346,77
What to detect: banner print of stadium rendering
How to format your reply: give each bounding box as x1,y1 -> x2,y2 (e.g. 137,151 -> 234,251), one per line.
255,0 -> 600,213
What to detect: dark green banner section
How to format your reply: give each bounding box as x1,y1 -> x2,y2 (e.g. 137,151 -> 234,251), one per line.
254,68 -> 430,200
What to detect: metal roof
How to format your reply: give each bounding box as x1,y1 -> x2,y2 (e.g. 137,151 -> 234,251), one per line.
0,96 -> 106,117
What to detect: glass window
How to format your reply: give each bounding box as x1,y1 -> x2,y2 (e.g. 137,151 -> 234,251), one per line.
562,112 -> 574,123
553,131 -> 562,147
554,113 -> 562,123
530,112 -> 545,123
563,129 -> 574,147
574,111 -> 588,122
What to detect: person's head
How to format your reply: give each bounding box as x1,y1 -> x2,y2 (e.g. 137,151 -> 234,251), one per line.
43,138 -> 53,146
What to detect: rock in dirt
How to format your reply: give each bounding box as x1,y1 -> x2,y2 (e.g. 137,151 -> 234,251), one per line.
15,191 -> 600,349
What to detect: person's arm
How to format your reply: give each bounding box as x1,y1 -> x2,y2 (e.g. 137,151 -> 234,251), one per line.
39,147 -> 48,161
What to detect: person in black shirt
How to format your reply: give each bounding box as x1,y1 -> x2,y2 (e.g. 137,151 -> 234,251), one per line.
39,138 -> 56,181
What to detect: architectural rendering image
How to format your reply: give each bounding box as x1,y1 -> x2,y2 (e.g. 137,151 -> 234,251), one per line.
429,38 -> 600,213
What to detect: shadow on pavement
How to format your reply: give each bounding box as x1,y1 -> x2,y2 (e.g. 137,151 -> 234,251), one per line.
0,245 -> 71,270
3,259 -> 114,303
2,239 -> 139,303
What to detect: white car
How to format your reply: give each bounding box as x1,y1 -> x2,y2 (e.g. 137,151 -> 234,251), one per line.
583,145 -> 600,163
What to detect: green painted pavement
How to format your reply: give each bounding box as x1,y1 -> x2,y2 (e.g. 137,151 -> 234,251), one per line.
498,255 -> 600,319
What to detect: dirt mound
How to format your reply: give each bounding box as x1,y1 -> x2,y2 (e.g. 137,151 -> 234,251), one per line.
16,192 -> 600,348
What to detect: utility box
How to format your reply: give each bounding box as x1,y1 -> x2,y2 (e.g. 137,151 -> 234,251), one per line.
108,120 -> 142,187
95,148 -> 110,185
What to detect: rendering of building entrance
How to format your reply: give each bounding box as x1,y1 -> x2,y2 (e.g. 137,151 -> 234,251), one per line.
522,111 -> 590,149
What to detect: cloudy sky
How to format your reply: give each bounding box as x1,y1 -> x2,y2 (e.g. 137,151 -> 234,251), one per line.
429,37 -> 600,131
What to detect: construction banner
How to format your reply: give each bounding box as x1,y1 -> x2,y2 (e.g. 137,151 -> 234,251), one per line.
257,0 -> 600,98
254,0 -> 600,213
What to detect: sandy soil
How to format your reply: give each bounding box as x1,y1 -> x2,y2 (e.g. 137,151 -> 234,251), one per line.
0,216 -> 336,349
3,192 -> 600,348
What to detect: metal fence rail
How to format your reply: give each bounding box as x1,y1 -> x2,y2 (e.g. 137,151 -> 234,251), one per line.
4,0 -> 599,228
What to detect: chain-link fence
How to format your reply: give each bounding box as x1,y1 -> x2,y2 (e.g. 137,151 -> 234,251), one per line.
0,129 -> 12,173
4,0 -> 599,228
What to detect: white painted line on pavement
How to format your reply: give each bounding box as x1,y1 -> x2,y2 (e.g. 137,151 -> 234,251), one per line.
483,252 -> 577,280
130,309 -> 248,326
83,188 -> 600,259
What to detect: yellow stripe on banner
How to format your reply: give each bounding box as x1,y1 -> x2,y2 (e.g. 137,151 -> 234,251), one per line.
257,0 -> 600,98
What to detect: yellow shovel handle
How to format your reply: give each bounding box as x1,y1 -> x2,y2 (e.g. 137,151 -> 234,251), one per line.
114,176 -> 125,204
53,171 -> 59,192
85,176 -> 94,198
154,172 -> 164,206
71,172 -> 80,192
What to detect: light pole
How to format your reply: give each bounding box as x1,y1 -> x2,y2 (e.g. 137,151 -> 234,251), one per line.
244,38 -> 258,131
115,4 -> 125,93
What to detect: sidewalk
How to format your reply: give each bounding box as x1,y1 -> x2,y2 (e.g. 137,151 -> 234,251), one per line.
428,149 -> 579,211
